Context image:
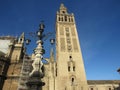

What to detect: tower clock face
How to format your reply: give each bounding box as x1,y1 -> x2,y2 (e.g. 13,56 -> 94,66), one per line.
0,40 -> 10,53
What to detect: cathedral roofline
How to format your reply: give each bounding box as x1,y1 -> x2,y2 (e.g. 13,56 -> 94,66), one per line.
0,36 -> 16,40
87,80 -> 120,84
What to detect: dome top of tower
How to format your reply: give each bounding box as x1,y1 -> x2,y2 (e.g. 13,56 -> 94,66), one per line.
59,3 -> 68,14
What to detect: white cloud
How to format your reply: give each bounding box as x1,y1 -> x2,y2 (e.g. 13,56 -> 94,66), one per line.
0,40 -> 10,53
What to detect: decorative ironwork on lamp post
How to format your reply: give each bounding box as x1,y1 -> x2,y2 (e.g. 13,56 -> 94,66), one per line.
117,68 -> 120,74
26,22 -> 45,90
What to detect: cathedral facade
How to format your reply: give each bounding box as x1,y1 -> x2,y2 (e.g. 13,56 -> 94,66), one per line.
0,34 -> 25,90
0,4 -> 120,90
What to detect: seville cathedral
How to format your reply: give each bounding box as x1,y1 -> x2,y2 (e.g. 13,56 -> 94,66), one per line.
0,4 -> 120,90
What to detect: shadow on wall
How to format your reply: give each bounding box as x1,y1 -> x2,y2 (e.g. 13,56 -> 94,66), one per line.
115,84 -> 120,90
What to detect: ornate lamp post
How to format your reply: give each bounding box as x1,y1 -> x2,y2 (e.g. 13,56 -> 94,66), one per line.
26,22 -> 45,90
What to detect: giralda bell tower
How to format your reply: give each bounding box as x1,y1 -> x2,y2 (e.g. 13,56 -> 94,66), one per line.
55,4 -> 88,90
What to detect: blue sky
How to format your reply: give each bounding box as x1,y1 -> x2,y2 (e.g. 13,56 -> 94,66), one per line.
0,0 -> 120,80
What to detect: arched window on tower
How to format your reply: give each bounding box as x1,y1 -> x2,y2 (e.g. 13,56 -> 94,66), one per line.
68,66 -> 70,72
108,87 -> 112,90
72,78 -> 74,83
69,17 -> 71,22
56,63 -> 57,76
61,17 -> 63,21
71,77 -> 75,86
69,56 -> 73,61
59,17 -> 60,21
70,75 -> 76,86
62,11 -> 65,13
73,66 -> 75,71
65,16 -> 67,21
90,87 -> 94,90
71,17 -> 73,22
69,56 -> 72,59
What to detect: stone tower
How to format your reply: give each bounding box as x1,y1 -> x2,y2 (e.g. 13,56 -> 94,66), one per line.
55,4 -> 88,90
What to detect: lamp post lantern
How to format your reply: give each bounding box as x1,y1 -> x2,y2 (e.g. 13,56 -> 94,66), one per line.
117,68 -> 120,74
26,22 -> 45,90
50,39 -> 55,45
